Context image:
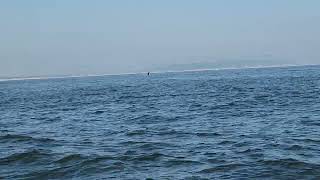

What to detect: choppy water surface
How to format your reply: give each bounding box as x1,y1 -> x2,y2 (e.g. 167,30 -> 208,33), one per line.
1,65 -> 320,179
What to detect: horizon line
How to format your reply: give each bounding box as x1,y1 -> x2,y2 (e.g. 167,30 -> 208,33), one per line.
0,63 -> 318,82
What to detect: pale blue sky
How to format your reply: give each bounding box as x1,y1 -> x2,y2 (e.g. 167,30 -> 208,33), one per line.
1,0 -> 319,77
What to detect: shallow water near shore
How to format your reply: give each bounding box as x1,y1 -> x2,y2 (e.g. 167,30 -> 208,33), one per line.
1,65 -> 320,179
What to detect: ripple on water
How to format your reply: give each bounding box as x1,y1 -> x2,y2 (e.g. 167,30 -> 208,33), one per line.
0,149 -> 51,165
0,134 -> 55,144
198,163 -> 246,173
260,158 -> 320,169
1,65 -> 320,179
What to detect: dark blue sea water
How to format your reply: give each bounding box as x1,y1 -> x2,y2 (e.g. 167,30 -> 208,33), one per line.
1,65 -> 320,179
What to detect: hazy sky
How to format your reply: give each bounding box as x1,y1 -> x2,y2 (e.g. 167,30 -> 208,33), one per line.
1,0 -> 320,77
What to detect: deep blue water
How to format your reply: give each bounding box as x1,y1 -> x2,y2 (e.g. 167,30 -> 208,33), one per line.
1,65 -> 320,179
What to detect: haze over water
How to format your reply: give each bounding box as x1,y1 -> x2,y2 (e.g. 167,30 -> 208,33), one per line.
1,0 -> 320,77
1,65 -> 320,179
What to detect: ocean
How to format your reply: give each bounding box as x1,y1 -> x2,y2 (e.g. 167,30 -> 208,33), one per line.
1,65 -> 320,179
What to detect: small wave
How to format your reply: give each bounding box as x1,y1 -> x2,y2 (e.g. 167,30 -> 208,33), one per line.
125,129 -> 147,136
165,159 -> 204,167
0,134 -> 32,141
0,134 -> 55,143
206,158 -> 228,164
155,129 -> 186,136
117,152 -> 165,162
260,158 -> 320,169
82,92 -> 106,96
120,141 -> 175,151
218,140 -> 236,145
118,92 -> 212,101
300,120 -> 320,126
81,156 -> 115,166
286,144 -> 304,151
30,115 -> 62,123
55,154 -> 85,164
131,152 -> 164,161
93,110 -> 105,115
129,114 -> 171,124
198,163 -> 244,173
61,107 -> 77,112
119,94 -> 162,100
12,154 -> 122,179
0,150 -> 50,165
55,154 -> 117,170
232,141 -> 249,147
18,166 -> 78,179
184,176 -> 210,180
237,148 -> 263,154
97,162 -> 125,173
195,132 -> 221,137
293,138 -> 320,144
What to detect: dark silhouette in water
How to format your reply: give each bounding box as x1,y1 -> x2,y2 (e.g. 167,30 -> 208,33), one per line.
147,72 -> 150,76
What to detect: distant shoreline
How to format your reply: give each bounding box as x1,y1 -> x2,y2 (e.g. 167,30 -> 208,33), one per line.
149,63 -> 318,74
0,63 -> 318,82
